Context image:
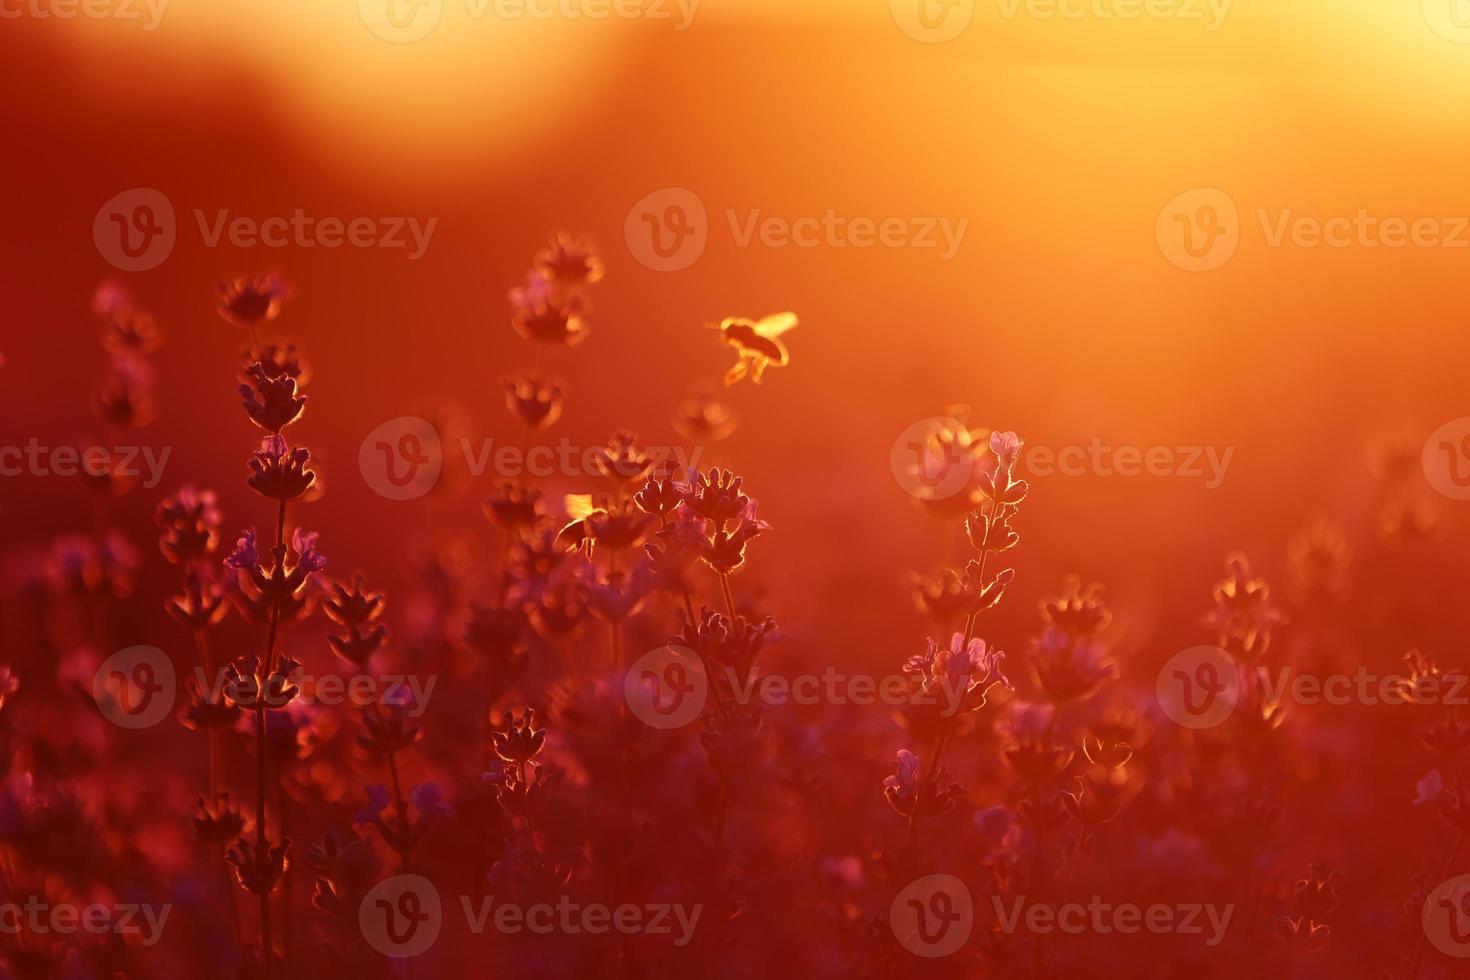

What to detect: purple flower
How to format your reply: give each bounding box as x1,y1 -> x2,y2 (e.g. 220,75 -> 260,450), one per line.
1415,769 -> 1445,807
355,788 -> 388,829
1003,700 -> 1055,743
905,632 -> 1011,712
408,782 -> 450,820
990,430 -> 1022,469
292,528 -> 326,573
225,528 -> 259,569
884,748 -> 922,798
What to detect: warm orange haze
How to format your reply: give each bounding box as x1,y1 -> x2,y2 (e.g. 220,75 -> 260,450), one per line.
2,0 -> 1470,977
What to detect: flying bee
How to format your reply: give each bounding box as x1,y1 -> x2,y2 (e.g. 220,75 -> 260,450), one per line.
713,311 -> 797,386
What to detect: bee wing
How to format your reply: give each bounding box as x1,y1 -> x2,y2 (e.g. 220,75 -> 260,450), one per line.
753,311 -> 798,338
564,493 -> 599,521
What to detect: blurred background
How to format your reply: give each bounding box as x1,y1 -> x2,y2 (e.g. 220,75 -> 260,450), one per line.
4,0 -> 1470,974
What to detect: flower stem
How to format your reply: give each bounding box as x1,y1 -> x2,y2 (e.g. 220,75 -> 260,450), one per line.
254,495 -> 289,976
718,573 -> 736,620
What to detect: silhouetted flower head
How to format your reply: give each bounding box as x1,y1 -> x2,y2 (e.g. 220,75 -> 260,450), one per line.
1029,626 -> 1116,705
1002,701 -> 1073,783
904,632 -> 1011,713
192,795 -> 248,846
684,468 -> 749,527
1040,576 -> 1111,638
505,527 -> 576,606
227,834 -> 291,897
483,483 -> 546,537
357,782 -> 447,857
156,485 -> 222,564
584,563 -> 654,622
509,272 -> 589,346
491,708 -> 546,764
218,274 -> 291,328
1288,518 -> 1351,603
223,655 -> 302,711
46,531 -> 140,597
586,500 -> 657,553
882,749 -> 963,818
323,574 -> 387,667
240,361 -> 306,433
528,564 -> 591,640
1204,554 -> 1285,660
673,607 -> 779,678
503,374 -> 565,430
241,340 -> 309,386
990,430 -> 1022,471
180,677 -> 242,730
246,435 -> 316,500
644,509 -> 707,592
358,703 -> 422,755
701,501 -> 770,575
590,432 -> 656,486
535,232 -> 604,286
74,445 -> 138,497
166,564 -> 229,631
322,572 -> 384,628
225,528 -> 259,570
634,474 -> 686,521
306,827 -> 380,909
93,352 -> 157,428
487,761 -> 551,817
101,305 -> 162,355
909,568 -> 973,627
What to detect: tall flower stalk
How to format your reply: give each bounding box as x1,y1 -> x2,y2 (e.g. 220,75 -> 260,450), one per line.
889,429 -> 1024,859
216,277 -> 320,976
